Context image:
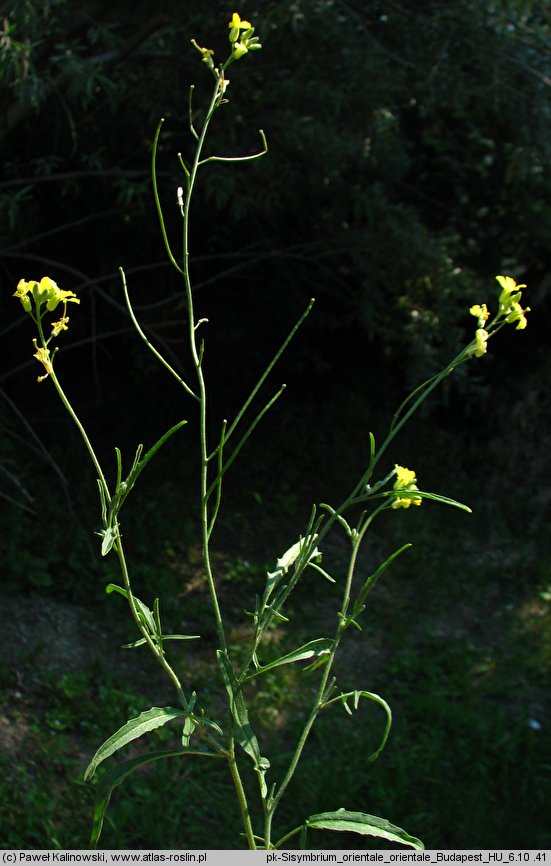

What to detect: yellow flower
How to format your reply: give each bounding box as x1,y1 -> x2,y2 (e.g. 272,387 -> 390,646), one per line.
496,274 -> 525,310
495,275 -> 529,329
32,339 -> 53,382
51,315 -> 70,336
496,274 -> 526,297
394,465 -> 417,488
392,464 -> 422,509
469,303 -> 489,328
13,278 -> 34,312
233,41 -> 249,58
39,277 -> 80,312
14,276 -> 79,313
228,12 -> 261,57
505,301 -> 530,330
471,328 -> 488,358
228,12 -> 252,43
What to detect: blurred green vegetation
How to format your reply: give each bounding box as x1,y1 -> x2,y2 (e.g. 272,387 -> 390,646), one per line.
1,0 -> 550,851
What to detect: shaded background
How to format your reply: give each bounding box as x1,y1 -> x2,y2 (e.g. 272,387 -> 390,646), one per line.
0,0 -> 550,850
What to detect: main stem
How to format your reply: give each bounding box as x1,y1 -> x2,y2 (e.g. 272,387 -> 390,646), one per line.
182,78 -> 227,654
181,71 -> 255,847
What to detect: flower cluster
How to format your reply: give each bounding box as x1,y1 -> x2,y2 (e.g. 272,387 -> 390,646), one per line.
228,12 -> 262,60
14,276 -> 79,316
392,465 -> 422,510
13,276 -> 79,381
468,275 -> 530,359
496,275 -> 529,330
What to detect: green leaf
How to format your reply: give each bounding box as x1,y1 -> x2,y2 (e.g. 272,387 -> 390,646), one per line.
89,747 -> 220,847
322,690 -> 392,761
97,478 -> 108,525
126,420 -> 187,490
181,715 -> 196,748
121,633 -> 200,649
100,525 -> 118,557
84,706 -> 186,782
414,490 -> 472,512
105,583 -> 156,634
304,809 -> 424,849
217,650 -> 270,794
349,543 -> 412,624
108,423 -> 187,520
245,638 -> 332,679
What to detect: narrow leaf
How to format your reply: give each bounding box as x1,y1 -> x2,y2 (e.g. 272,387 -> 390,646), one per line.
246,639 -> 333,679
114,447 -> 122,491
305,809 -> 424,849
132,420 -> 188,483
84,706 -> 186,781
97,479 -> 108,525
121,634 -> 200,649
224,297 -> 315,447
217,650 -> 269,776
350,543 -> 412,621
89,747 -> 220,847
414,490 -> 472,512
322,689 -> 392,762
105,584 -> 156,634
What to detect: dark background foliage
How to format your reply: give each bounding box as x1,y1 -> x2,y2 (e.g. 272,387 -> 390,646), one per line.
0,0 -> 550,850
1,0 -> 549,584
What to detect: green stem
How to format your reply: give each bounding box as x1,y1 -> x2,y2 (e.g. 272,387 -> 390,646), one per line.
182,76 -> 228,653
36,317 -> 110,501
227,740 -> 257,850
114,532 -> 188,708
181,72 -> 257,846
35,319 -> 189,710
374,347 -> 469,471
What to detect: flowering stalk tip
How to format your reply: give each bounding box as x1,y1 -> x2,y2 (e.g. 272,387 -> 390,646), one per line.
227,12 -> 262,60
496,275 -> 530,330
13,276 -> 79,381
468,275 -> 530,359
14,276 -> 79,315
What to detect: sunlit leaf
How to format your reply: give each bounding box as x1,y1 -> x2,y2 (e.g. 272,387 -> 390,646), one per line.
84,706 -> 186,781
105,583 -> 156,634
217,650 -> 270,794
245,638 -> 332,679
304,809 -> 424,849
121,633 -> 200,649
